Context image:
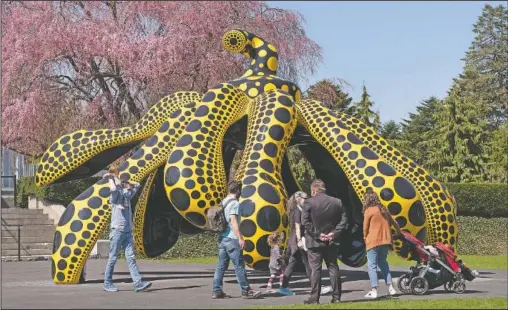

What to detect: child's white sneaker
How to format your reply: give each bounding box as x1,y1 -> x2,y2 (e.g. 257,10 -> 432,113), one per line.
364,289 -> 377,298
388,285 -> 396,296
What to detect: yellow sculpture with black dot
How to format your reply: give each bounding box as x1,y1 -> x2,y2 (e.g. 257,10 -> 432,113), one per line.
36,30 -> 458,284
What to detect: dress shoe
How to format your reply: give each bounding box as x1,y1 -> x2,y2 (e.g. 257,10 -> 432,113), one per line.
331,298 -> 341,303
303,299 -> 319,304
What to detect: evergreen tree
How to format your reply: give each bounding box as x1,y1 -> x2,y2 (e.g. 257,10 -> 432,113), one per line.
354,83 -> 381,130
462,4 -> 508,127
380,120 -> 402,140
305,78 -> 355,114
488,123 -> 508,183
423,80 -> 489,182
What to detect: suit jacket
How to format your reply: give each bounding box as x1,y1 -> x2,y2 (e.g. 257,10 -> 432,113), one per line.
302,192 -> 348,249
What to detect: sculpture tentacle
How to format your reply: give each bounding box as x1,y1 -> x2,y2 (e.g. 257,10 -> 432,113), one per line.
238,90 -> 297,269
50,99 -> 200,284
36,92 -> 201,187
295,99 -> 426,254
331,114 -> 458,248
164,84 -> 250,228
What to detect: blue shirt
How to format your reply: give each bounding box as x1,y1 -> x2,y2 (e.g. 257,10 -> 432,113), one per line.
219,195 -> 240,239
108,178 -> 139,232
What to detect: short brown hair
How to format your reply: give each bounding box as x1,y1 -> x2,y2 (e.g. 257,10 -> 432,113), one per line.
267,231 -> 284,247
228,180 -> 242,195
311,179 -> 326,193
108,165 -> 119,175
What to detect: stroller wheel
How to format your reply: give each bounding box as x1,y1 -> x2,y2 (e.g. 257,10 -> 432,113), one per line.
452,281 -> 466,294
444,280 -> 454,292
397,274 -> 412,294
410,276 -> 429,295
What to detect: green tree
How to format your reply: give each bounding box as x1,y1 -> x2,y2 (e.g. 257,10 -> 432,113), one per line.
423,79 -> 489,182
380,120 -> 402,140
462,4 -> 508,127
487,123 -> 508,183
354,83 -> 380,130
399,97 -> 442,165
305,78 -> 355,114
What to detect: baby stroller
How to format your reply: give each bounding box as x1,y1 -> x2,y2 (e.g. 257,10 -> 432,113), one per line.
397,231 -> 477,295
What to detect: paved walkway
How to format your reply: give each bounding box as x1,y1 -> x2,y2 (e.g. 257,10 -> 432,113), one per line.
1,260 -> 506,309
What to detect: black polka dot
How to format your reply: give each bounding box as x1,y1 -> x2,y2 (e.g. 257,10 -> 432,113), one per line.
53,231 -> 62,254
377,162 -> 396,176
256,234 -> 271,257
347,132 -> 362,144
356,159 -> 366,168
244,240 -> 255,253
259,159 -> 274,173
447,214 -> 454,223
158,121 -> 170,133
187,120 -> 202,132
202,92 -> 216,102
82,231 -> 91,239
274,108 -> 290,123
243,254 -> 254,264
244,176 -> 257,185
257,206 -> 281,232
258,183 -> 280,204
176,135 -> 192,147
185,212 -> 206,226
170,189 -> 190,211
336,120 -> 349,130
60,246 -> 71,258
146,135 -> 158,147
75,187 -> 94,201
56,272 -> 65,281
240,219 -> 257,237
387,202 -> 402,215
241,185 -> 256,198
185,180 -> 196,190
342,143 -> 351,151
269,125 -> 284,141
416,227 -> 427,243
380,188 -> 394,201
264,143 -> 277,157
239,200 -> 256,217
372,177 -> 385,188
64,233 -> 76,245
394,177 -> 417,199
98,187 -> 110,198
361,147 -> 379,160
195,105 -> 209,117
58,204 -> 75,226
70,220 -> 83,232
165,167 -> 180,186
348,151 -> 358,160
88,197 -> 102,209
365,167 -> 376,176
395,216 -> 407,228
408,200 -> 425,226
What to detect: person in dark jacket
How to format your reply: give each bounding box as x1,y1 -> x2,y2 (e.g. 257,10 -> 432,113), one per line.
302,179 -> 348,304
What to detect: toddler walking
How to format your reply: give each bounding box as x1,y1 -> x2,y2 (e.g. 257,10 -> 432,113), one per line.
267,232 -> 286,290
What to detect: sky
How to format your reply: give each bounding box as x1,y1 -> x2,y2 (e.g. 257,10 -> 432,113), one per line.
270,1 -> 501,123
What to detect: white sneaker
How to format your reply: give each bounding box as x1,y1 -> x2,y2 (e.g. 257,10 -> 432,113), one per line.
388,285 -> 396,296
364,290 -> 378,299
321,286 -> 332,295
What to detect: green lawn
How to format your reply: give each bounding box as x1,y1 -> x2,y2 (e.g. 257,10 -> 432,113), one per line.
256,297 -> 508,309
159,254 -> 507,270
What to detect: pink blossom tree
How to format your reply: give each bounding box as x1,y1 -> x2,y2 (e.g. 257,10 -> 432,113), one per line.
2,1 -> 322,155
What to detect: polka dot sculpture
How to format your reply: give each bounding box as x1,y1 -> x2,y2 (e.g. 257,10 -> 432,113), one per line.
36,30 -> 458,284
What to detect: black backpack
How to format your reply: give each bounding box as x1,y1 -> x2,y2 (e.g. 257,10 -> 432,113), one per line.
205,198 -> 236,232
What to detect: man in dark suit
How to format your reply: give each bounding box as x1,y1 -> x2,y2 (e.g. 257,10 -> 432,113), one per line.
302,179 -> 348,304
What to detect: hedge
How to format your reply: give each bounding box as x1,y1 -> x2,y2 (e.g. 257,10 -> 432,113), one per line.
142,216 -> 506,259
16,176 -> 101,208
446,183 -> 508,218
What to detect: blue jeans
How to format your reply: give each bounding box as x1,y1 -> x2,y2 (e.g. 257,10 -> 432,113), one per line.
104,229 -> 142,287
212,237 -> 249,293
367,245 -> 392,288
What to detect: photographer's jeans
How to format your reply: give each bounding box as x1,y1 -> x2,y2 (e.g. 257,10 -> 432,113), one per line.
104,229 -> 142,287
213,237 -> 249,294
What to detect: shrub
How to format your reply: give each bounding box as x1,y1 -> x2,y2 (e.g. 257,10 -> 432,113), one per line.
16,176 -> 101,208
456,216 -> 508,255
446,183 -> 508,217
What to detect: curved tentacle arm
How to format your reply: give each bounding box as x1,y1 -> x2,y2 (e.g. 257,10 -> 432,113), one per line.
237,90 -> 297,269
330,113 -> 458,249
222,30 -> 279,77
294,99 -> 426,255
164,84 -> 250,228
51,99 -> 201,284
36,91 -> 201,187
